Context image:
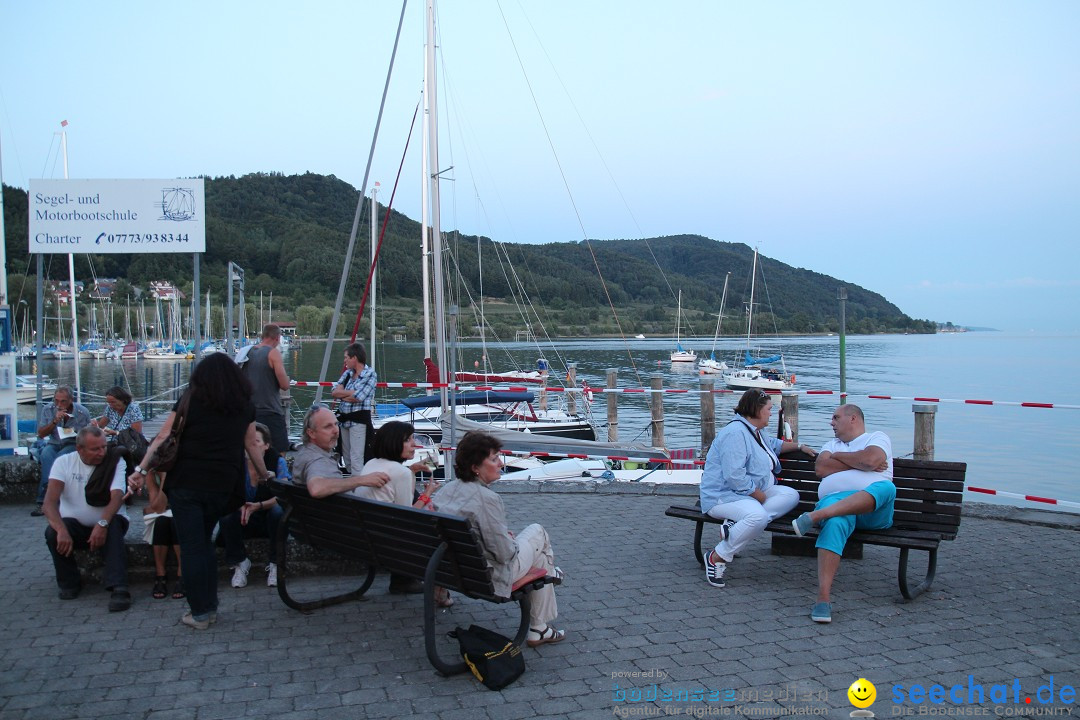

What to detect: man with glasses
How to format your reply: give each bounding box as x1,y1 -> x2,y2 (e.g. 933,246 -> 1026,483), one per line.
33,386 -> 92,516
293,406 -> 394,500
791,404 -> 894,624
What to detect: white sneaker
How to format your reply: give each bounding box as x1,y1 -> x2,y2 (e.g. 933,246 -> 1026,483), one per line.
266,563 -> 278,587
231,558 -> 252,588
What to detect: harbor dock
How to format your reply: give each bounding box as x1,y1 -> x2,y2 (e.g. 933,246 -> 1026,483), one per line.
1,482 -> 1077,719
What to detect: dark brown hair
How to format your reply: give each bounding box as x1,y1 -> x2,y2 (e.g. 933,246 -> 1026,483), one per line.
453,431 -> 502,482
733,388 -> 771,419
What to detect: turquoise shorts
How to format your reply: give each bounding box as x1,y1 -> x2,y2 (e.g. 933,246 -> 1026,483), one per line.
814,480 -> 896,556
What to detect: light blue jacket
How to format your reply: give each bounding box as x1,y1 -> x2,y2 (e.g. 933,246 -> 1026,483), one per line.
699,415 -> 784,512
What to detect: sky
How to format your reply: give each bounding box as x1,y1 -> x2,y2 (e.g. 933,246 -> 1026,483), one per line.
2,1 -> 1078,332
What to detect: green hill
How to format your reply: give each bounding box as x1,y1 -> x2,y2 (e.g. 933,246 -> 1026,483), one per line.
3,173 -> 934,339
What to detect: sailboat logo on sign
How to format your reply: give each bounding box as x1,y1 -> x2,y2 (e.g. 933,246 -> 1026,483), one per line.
159,188 -> 197,221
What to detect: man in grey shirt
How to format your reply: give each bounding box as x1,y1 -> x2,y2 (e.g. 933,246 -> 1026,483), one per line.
242,324 -> 291,455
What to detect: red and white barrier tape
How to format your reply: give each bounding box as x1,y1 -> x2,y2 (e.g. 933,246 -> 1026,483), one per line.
967,486 -> 1080,510
290,379 -> 1080,410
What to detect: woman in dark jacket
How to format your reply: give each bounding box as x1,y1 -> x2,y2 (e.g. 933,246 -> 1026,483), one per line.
129,353 -> 271,630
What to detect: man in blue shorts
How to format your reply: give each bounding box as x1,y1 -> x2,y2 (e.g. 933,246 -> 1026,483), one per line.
791,404 -> 894,624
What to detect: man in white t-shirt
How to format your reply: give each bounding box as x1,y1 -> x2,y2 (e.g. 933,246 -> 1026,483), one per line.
42,426 -> 132,612
790,404 -> 896,624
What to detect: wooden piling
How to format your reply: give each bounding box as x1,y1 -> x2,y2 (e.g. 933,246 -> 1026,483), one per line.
700,378 -> 715,455
651,376 -> 665,448
606,368 -> 618,442
780,392 -> 799,442
913,403 -> 937,461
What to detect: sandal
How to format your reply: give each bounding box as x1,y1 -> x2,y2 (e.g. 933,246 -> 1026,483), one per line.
152,576 -> 167,600
171,578 -> 186,600
526,625 -> 566,648
434,586 -> 454,608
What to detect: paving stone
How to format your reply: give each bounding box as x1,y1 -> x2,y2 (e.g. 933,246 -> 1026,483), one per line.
0,497 -> 1077,719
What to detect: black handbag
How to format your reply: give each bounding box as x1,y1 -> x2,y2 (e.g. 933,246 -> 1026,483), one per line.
152,392 -> 191,473
450,625 -> 525,690
115,427 -> 149,466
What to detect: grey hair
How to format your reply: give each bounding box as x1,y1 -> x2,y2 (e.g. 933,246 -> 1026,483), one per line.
76,425 -> 105,446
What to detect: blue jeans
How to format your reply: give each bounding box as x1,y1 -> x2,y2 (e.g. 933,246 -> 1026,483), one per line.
218,503 -> 284,565
36,441 -> 77,504
44,516 -> 130,591
166,487 -> 234,619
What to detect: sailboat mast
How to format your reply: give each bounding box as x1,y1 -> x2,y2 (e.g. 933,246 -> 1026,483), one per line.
426,0 -> 448,407
60,129 -> 81,396
370,185 -> 378,374
710,273 -> 730,355
421,57 -> 432,364
745,249 -> 758,350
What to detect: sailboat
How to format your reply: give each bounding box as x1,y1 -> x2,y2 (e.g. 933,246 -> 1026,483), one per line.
722,248 -> 794,391
670,290 -> 697,363
698,273 -> 730,375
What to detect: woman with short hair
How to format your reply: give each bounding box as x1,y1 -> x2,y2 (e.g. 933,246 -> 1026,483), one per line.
434,431 -> 566,648
699,389 -> 815,588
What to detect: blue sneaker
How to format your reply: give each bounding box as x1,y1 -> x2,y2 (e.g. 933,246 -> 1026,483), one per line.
792,512 -> 814,537
703,550 -> 726,588
810,602 -> 832,623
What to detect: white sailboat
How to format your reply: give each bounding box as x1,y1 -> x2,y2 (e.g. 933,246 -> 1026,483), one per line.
670,290 -> 697,363
722,248 -> 794,391
698,272 -> 730,375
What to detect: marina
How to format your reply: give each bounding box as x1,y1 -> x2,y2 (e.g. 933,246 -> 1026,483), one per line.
15,330 -> 1080,510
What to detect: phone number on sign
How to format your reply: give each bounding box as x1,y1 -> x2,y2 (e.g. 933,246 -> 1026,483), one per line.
95,232 -> 191,244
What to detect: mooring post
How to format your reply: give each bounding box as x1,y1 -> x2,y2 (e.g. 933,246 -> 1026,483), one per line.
651,376 -> 665,448
566,362 -> 577,415
700,378 -> 715,456
781,392 -> 799,442
913,403 -> 937,461
606,368 -> 618,442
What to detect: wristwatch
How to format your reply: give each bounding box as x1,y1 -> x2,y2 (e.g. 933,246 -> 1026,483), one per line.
97,519 -> 109,528
134,465 -> 148,475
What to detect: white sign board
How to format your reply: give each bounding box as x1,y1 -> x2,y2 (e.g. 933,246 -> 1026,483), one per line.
28,179 -> 206,254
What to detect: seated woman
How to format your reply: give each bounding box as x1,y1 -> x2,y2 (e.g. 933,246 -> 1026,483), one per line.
433,430 -> 566,648
144,468 -> 183,600
218,423 -> 291,589
96,385 -> 145,439
699,388 -> 816,588
355,421 -> 441,595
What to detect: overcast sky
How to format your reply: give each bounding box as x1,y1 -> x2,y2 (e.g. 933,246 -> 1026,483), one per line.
2,1 -> 1078,332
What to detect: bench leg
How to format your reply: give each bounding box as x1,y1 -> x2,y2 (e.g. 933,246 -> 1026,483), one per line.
275,505 -> 376,613
897,547 -> 938,600
694,521 -> 706,567
424,543 -> 467,676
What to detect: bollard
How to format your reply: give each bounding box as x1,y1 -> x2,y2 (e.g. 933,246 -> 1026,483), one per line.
606,369 -> 618,442
700,378 -> 715,455
913,404 -> 937,461
566,363 -> 577,415
780,392 -> 799,442
650,376 -> 665,448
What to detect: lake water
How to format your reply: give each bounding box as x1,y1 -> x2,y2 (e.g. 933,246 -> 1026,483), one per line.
20,331 -> 1080,511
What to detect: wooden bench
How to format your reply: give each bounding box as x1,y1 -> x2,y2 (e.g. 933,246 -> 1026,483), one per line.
268,480 -> 560,675
664,453 -> 967,599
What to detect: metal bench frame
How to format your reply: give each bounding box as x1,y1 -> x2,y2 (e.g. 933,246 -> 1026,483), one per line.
269,480 -> 557,675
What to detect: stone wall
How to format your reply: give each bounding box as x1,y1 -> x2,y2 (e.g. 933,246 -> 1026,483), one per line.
0,457 -> 39,503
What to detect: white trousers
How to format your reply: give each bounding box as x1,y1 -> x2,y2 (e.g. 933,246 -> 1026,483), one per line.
340,423 -> 367,475
510,523 -> 558,627
705,485 -> 799,562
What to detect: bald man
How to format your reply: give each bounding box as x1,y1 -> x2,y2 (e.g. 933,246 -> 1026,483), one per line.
791,404 -> 894,624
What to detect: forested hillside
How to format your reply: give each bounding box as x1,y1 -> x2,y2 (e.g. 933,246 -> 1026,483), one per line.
3,173 -> 935,339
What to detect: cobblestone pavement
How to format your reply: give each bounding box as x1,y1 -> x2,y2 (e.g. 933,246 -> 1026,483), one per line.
1,495 -> 1078,720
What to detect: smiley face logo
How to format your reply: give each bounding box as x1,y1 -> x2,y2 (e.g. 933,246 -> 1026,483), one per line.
848,678 -> 877,709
